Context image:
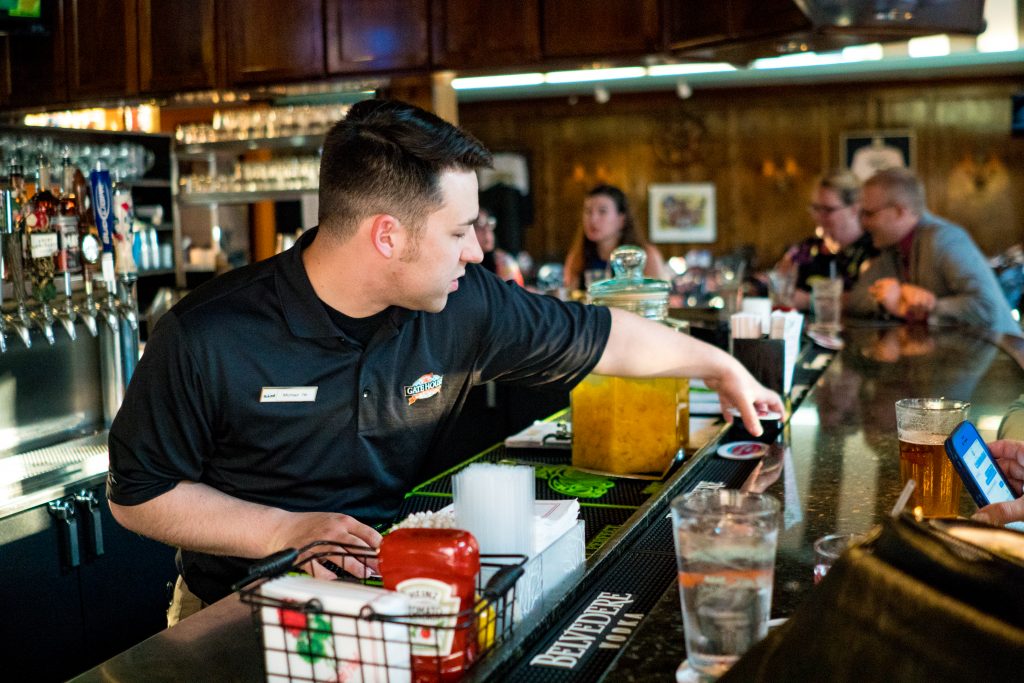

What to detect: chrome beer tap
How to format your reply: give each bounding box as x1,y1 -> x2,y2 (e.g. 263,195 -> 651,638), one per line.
29,298 -> 56,345
74,273 -> 98,337
54,271 -> 77,341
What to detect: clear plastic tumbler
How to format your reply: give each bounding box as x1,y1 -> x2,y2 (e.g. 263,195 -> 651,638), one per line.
671,489 -> 780,678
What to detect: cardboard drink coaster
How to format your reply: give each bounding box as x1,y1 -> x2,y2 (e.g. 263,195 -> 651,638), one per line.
717,441 -> 769,460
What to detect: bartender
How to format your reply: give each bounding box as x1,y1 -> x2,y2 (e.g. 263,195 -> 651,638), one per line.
107,99 -> 783,623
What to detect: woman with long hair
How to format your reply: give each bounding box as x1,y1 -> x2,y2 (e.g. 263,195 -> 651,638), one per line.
563,184 -> 668,290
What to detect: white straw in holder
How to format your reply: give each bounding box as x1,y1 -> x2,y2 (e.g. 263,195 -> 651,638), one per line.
453,463 -> 535,557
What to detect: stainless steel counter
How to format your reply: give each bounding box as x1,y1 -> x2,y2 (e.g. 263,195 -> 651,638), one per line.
0,431 -> 109,519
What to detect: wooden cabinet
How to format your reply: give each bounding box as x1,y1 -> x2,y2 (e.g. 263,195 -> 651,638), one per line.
326,0 -> 429,74
541,0 -> 660,59
663,0 -> 809,50
138,0 -> 217,93
219,0 -> 325,86
431,0 -> 541,70
1,483 -> 177,682
66,0 -> 138,100
0,0 -> 67,108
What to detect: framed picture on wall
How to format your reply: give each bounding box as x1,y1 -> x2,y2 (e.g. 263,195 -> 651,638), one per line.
841,130 -> 915,182
648,183 -> 716,244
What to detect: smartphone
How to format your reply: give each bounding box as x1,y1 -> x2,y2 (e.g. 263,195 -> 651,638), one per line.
944,420 -> 1017,507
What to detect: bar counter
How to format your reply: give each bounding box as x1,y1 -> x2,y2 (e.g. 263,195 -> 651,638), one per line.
72,323 -> 1024,682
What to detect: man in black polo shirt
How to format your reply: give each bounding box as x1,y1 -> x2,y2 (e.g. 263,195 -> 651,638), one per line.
107,99 -> 783,615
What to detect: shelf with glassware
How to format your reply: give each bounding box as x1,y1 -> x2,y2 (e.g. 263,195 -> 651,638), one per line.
171,104 -> 340,269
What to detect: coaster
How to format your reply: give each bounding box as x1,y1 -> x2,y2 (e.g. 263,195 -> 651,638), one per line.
717,441 -> 769,460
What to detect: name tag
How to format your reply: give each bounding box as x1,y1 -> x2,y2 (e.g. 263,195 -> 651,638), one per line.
260,386 -> 318,403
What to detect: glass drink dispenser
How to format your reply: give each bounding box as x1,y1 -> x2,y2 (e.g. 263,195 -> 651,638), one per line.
571,246 -> 689,476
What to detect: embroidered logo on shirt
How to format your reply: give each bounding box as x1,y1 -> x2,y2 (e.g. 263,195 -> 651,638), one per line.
404,373 -> 443,405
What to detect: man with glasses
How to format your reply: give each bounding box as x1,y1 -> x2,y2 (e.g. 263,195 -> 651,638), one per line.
846,168 -> 1019,335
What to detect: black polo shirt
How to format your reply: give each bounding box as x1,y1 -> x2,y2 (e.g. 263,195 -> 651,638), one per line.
107,227 -> 611,602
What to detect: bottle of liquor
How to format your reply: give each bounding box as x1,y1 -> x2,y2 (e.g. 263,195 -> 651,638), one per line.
55,149 -> 82,273
25,154 -> 59,304
4,164 -> 31,329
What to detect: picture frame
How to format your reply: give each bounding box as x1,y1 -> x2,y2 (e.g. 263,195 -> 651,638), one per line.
648,183 -> 716,244
841,129 -> 915,181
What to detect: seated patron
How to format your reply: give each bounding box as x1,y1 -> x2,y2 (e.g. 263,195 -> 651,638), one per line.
474,208 -> 524,286
777,170 -> 876,310
563,184 -> 669,291
846,168 -> 1020,336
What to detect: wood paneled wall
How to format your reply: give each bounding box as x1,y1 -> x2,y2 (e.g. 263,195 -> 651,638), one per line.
459,76 -> 1024,268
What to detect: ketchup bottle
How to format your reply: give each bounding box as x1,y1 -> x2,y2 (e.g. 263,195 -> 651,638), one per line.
379,529 -> 480,682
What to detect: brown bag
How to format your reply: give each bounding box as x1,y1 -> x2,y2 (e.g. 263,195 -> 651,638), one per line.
720,514 -> 1024,682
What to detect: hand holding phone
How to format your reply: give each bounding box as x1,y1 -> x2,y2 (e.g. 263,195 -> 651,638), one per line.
944,421 -> 1018,508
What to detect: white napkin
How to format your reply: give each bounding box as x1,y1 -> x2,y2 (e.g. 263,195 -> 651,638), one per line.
259,575 -> 411,683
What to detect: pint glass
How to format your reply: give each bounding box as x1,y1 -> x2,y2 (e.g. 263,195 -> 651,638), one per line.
671,489 -> 780,678
894,398 -> 969,517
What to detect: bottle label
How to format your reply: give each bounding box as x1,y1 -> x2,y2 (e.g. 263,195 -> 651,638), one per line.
395,577 -> 462,656
29,232 -> 58,259
55,216 -> 81,272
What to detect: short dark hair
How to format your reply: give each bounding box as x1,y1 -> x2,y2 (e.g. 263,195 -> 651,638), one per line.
317,99 -> 493,243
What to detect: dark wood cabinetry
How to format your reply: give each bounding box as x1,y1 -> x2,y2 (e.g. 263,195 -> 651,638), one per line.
326,0 -> 429,74
431,0 -> 541,70
663,0 -> 809,50
541,0 -> 660,59
138,0 -> 217,93
219,0 -> 325,86
0,0 -> 67,108
66,0 -> 138,100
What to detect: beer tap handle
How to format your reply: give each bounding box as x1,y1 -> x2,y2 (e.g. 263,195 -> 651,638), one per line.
55,272 -> 77,341
32,305 -> 56,346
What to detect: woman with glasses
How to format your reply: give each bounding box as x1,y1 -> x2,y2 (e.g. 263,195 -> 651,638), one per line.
776,170 -> 877,310
563,184 -> 669,292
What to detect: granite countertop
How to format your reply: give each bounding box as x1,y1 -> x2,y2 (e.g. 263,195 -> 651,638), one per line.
601,325 -> 1024,680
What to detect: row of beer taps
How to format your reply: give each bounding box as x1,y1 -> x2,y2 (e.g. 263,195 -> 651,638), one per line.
0,195 -> 138,354
0,273 -> 137,353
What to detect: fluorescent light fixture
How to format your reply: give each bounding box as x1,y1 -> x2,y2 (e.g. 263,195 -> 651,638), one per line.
978,0 -> 1019,53
647,63 -> 736,76
752,42 -> 885,70
841,43 -> 884,61
752,51 -> 848,69
451,73 -> 544,90
544,66 -> 646,84
908,34 -> 951,58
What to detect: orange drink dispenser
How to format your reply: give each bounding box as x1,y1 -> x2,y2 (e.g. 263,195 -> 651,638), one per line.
572,245 -> 689,476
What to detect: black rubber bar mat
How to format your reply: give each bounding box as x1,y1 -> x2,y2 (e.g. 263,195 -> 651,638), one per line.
499,549 -> 677,683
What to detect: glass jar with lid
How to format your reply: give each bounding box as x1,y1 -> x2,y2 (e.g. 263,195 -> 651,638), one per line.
571,245 -> 690,476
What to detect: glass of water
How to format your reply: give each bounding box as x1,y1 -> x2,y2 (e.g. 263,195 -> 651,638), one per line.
810,278 -> 843,333
671,489 -> 780,679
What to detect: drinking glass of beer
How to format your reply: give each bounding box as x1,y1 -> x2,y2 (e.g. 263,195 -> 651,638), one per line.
894,398 -> 969,517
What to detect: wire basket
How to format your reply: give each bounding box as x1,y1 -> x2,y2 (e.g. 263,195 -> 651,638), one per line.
237,542 -> 526,683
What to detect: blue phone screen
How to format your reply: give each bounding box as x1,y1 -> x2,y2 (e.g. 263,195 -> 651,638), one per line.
961,438 -> 1015,504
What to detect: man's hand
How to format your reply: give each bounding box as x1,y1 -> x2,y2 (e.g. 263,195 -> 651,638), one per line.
972,440 -> 1024,527
869,277 -> 902,315
705,357 -> 785,437
597,309 -> 784,437
109,482 -> 383,582
267,511 -> 383,580
897,283 -> 936,321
